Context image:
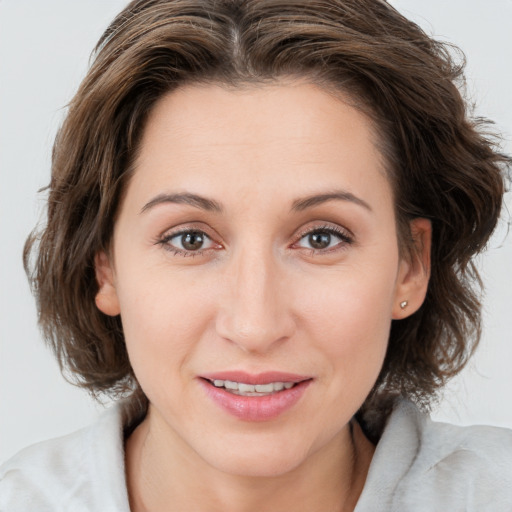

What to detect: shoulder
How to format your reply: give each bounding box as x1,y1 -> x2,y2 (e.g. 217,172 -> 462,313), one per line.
398,401 -> 512,510
0,403 -> 130,512
356,401 -> 512,512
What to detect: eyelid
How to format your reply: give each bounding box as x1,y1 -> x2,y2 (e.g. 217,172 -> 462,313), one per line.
295,221 -> 353,240
291,222 -> 354,252
155,223 -> 223,256
157,221 -> 219,242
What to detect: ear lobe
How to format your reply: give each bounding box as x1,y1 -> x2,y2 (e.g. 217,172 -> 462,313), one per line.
94,251 -> 120,317
392,218 -> 432,319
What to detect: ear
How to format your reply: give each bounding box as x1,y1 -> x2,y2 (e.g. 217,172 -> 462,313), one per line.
392,218 -> 431,319
94,251 -> 120,317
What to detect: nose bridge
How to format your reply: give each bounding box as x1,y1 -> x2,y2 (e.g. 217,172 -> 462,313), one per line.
216,242 -> 293,352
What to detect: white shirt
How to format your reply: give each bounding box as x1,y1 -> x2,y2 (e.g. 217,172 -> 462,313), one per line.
1,400 -> 511,511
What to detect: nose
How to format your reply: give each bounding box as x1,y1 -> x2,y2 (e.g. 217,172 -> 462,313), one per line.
215,246 -> 296,354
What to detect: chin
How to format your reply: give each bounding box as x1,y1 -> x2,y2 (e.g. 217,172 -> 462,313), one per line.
210,449 -> 308,479
192,428 -> 322,479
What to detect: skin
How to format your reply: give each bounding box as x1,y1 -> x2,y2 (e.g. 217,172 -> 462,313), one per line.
95,81 -> 431,512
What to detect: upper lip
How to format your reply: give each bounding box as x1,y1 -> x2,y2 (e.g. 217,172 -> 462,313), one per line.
200,371 -> 311,385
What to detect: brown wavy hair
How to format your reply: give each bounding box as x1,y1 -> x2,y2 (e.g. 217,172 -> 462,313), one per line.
25,0 -> 510,436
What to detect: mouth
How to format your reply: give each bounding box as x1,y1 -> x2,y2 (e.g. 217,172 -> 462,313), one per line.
198,372 -> 312,421
203,378 -> 298,396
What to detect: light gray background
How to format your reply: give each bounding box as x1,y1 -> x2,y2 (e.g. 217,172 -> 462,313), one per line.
1,0 -> 511,463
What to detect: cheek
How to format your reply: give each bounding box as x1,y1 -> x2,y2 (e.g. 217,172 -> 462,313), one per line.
114,267 -> 216,389
296,263 -> 397,380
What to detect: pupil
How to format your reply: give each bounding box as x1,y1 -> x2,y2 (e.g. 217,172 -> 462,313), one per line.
309,232 -> 331,249
182,232 -> 204,250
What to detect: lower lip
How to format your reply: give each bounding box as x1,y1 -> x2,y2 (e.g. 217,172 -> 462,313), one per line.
199,379 -> 311,422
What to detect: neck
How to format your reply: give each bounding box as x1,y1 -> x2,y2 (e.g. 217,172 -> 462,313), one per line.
125,407 -> 374,512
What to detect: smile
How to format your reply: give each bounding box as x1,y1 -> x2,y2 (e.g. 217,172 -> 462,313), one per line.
209,379 -> 296,396
199,373 -> 312,421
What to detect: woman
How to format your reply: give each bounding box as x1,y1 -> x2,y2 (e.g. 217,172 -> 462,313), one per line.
1,0 -> 511,510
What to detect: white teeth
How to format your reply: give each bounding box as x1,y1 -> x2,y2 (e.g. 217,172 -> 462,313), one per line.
255,383 -> 274,393
209,379 -> 298,395
238,383 -> 255,393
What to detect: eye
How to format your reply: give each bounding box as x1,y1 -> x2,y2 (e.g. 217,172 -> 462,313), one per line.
295,226 -> 353,252
159,229 -> 218,255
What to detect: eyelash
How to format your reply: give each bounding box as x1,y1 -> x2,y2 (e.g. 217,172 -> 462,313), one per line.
292,224 -> 354,255
157,229 -> 218,257
156,224 -> 354,257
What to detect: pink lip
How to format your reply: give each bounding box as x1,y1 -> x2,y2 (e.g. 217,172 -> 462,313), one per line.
198,371 -> 312,422
200,371 -> 309,385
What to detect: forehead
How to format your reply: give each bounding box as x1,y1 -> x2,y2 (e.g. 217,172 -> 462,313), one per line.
128,81 -> 392,215
139,80 -> 383,158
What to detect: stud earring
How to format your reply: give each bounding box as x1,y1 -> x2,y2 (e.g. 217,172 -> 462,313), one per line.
400,300 -> 408,310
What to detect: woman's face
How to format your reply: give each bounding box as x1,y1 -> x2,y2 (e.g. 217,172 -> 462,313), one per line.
96,81 -> 429,477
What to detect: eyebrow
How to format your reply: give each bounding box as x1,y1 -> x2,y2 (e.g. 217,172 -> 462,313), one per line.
140,192 -> 223,214
291,190 -> 373,213
140,189 -> 372,215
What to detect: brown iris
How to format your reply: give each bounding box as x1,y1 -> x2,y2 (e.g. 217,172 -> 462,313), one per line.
181,231 -> 205,251
308,232 -> 331,249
